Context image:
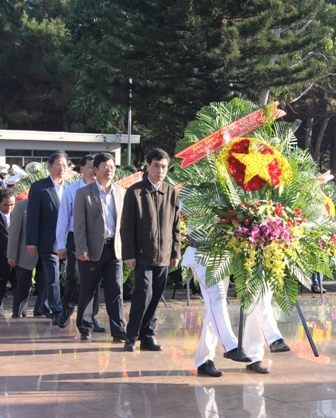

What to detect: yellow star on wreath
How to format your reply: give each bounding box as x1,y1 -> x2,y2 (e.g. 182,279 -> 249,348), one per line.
232,145 -> 276,185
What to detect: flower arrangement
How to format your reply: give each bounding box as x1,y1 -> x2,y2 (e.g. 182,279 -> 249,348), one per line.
172,99 -> 336,314
218,137 -> 292,191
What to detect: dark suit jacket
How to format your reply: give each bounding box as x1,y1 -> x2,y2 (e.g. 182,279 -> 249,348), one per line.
0,214 -> 11,276
26,176 -> 68,254
121,177 -> 181,266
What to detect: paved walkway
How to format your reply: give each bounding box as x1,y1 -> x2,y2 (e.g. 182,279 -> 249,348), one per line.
0,282 -> 336,417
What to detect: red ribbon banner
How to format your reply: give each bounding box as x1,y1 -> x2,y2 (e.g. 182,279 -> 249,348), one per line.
175,102 -> 286,168
115,171 -> 143,189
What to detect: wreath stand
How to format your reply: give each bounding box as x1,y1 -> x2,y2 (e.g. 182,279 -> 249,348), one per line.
236,296 -> 319,359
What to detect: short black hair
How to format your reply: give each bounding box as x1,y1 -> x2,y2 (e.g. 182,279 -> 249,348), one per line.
146,148 -> 170,165
93,153 -> 115,169
79,155 -> 95,167
0,188 -> 15,204
48,152 -> 69,165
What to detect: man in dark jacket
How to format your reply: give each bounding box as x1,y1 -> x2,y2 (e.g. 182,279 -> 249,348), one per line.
26,152 -> 69,325
0,189 -> 16,314
121,148 -> 180,351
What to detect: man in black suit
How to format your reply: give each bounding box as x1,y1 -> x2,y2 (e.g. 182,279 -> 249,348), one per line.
0,189 -> 17,313
26,152 -> 69,325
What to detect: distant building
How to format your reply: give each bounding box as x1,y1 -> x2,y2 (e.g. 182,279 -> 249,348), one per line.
0,130 -> 140,167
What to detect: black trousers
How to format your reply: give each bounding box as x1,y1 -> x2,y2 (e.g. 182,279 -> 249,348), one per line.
61,232 -> 101,319
0,268 -> 17,306
12,257 -> 44,317
76,241 -> 125,337
126,264 -> 168,341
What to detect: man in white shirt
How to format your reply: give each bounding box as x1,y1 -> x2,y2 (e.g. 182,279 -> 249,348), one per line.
56,155 -> 105,331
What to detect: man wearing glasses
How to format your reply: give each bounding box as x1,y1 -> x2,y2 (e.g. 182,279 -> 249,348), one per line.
73,153 -> 126,342
26,152 -> 69,325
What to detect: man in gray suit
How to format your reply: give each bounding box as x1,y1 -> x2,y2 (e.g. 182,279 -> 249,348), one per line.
7,199 -> 44,317
73,153 -> 126,341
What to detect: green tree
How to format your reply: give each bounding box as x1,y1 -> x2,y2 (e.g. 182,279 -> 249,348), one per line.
280,2 -> 336,173
67,0 -> 330,156
0,0 -> 77,131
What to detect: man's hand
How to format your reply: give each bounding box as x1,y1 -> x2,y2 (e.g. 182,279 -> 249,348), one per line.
170,258 -> 179,268
316,170 -> 334,186
8,258 -> 16,267
77,253 -> 89,261
57,249 -> 67,260
124,258 -> 136,268
27,245 -> 37,257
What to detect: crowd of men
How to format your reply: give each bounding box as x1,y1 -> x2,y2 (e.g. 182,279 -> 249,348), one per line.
0,148 -> 291,376
0,149 -> 179,345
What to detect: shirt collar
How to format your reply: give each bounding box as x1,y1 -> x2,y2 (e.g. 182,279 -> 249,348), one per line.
95,179 -> 113,193
49,175 -> 64,188
147,176 -> 161,191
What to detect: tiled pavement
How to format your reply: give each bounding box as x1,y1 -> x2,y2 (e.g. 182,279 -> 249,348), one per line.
1,281 -> 336,417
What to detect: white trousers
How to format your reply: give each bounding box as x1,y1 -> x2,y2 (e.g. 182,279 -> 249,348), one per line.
182,247 -> 238,367
182,246 -> 283,367
244,287 -> 282,364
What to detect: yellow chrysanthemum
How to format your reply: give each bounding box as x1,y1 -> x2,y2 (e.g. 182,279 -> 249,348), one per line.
216,137 -> 292,191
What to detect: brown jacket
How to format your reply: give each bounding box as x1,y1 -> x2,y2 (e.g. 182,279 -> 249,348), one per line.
121,177 -> 180,266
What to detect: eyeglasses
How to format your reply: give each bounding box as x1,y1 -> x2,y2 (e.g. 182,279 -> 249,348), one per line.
53,164 -> 68,169
99,165 -> 115,171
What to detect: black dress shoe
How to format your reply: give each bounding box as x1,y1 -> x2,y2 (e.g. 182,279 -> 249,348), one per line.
140,336 -> 162,351
58,314 -> 70,329
197,360 -> 223,377
270,338 -> 290,353
113,332 -> 127,343
224,347 -> 252,362
92,317 -> 106,333
246,361 -> 269,374
80,333 -> 91,341
124,339 -> 137,352
51,315 -> 60,325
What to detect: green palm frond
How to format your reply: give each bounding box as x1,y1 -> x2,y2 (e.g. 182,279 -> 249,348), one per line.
273,273 -> 299,315
204,250 -> 232,288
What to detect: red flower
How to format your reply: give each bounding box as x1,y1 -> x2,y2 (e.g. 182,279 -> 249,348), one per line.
239,202 -> 249,208
267,160 -> 282,186
219,218 -> 230,224
274,202 -> 284,217
293,208 -> 301,216
227,209 -> 236,216
245,176 -> 266,191
243,216 -> 250,226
